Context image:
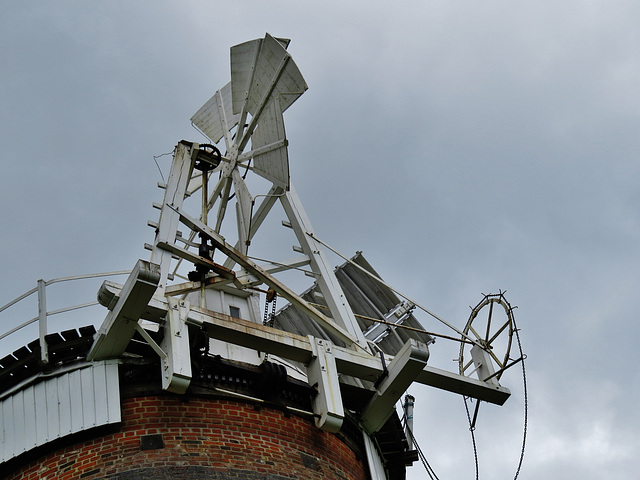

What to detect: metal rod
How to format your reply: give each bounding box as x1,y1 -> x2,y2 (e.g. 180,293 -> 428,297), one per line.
45,270 -> 131,286
46,301 -> 100,317
201,168 -> 209,309
0,270 -> 130,344
482,356 -> 525,382
307,302 -> 475,345
210,386 -> 317,419
0,316 -> 38,341
470,399 -> 481,430
0,287 -> 37,314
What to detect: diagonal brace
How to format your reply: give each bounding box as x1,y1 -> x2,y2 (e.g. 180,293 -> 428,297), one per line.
166,204 -> 359,348
88,260 -> 161,361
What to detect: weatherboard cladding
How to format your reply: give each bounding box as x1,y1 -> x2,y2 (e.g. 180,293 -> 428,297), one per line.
0,360 -> 120,463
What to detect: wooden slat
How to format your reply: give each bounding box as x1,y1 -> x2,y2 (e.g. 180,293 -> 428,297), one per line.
61,329 -> 80,341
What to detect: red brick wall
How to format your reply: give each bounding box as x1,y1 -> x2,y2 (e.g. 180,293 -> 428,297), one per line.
6,396 -> 368,480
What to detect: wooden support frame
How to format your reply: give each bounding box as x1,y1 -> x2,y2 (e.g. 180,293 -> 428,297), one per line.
165,204 -> 360,349
95,281 -> 512,407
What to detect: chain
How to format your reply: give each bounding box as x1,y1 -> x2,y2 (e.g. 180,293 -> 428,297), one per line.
263,300 -> 269,326
512,311 -> 528,480
263,289 -> 277,326
401,410 -> 440,480
464,397 -> 480,480
270,295 -> 277,324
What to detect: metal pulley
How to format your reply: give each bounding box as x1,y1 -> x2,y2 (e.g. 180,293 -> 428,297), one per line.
193,144 -> 221,172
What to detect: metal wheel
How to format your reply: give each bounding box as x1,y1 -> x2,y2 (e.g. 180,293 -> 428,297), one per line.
459,293 -> 515,382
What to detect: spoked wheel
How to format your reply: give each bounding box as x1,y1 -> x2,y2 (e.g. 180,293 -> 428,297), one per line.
457,293 -> 527,479
459,292 -> 515,382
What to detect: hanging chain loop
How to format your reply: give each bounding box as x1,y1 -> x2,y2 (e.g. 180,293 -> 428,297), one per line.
263,288 -> 277,326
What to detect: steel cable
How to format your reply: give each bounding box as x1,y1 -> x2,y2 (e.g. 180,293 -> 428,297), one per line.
402,411 -> 440,480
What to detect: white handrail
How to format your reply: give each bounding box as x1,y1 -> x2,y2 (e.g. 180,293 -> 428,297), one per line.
0,270 -> 131,362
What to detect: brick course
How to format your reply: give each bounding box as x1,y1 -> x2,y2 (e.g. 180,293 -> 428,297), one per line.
5,396 -> 367,480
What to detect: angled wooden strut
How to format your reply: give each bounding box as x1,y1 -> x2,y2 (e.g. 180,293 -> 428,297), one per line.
88,259 -> 161,361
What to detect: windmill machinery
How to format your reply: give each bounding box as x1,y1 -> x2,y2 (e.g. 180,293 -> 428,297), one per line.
89,33 -> 376,408
189,34 -> 303,259
161,33 -> 372,351
0,32 -> 529,480
87,34 -> 516,477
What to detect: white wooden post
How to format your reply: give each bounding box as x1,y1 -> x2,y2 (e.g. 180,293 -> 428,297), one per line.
150,141 -> 198,293
37,279 -> 48,364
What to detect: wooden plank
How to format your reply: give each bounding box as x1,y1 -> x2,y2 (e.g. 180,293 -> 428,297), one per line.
360,340 -> 430,434
80,366 -> 97,428
60,329 -> 80,341
0,362 -> 121,463
46,376 -> 61,437
68,369 -> 83,433
0,353 -> 18,369
155,241 -> 237,283
105,360 -> 121,423
96,280 -> 511,406
230,38 -> 262,115
34,381 -> 50,444
79,325 -> 96,338
13,389 -> 25,454
417,365 -> 511,405
1,395 -> 14,458
56,372 -> 72,435
23,386 -> 37,449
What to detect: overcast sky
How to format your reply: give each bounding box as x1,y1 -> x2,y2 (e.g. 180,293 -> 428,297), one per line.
2,2 -> 640,479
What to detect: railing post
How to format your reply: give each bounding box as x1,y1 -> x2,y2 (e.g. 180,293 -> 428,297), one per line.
37,279 -> 49,364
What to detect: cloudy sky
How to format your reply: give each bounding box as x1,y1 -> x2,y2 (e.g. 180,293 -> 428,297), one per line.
2,2 -> 640,479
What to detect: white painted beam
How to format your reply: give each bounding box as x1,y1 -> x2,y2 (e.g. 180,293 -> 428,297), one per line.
95,281 -> 511,405
149,141 -> 198,292
360,340 -> 430,434
308,338 -> 344,432
161,297 -> 192,394
416,365 -> 511,406
88,260 -> 161,361
280,187 -> 371,351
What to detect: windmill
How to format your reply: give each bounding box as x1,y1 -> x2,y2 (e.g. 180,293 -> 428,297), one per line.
89,29 -> 516,461
1,34 -> 524,480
